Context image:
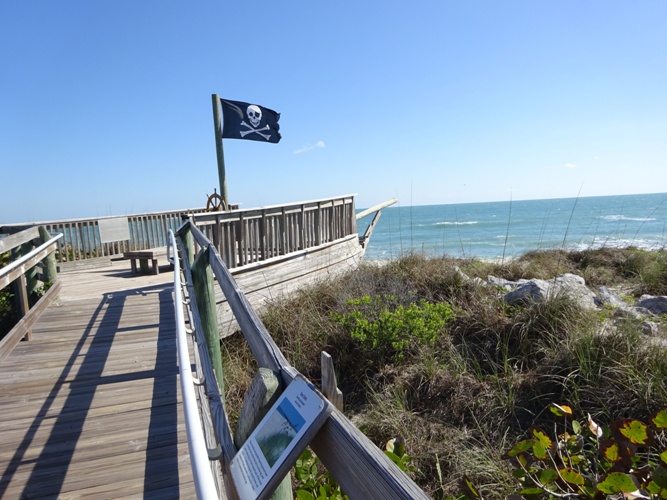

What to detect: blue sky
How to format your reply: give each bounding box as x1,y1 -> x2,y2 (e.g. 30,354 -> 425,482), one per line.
1,1 -> 666,223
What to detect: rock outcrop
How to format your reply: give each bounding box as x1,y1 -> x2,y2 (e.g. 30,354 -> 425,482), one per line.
483,272 -> 666,336
500,273 -> 599,310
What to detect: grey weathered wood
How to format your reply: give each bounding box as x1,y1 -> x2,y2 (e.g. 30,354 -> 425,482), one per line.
212,94 -> 229,209
234,368 -> 282,449
179,223 -> 429,499
175,237 -> 238,498
216,234 -> 364,337
310,411 -> 430,499
192,248 -> 224,394
355,197 -> 398,220
234,368 -> 292,500
38,226 -> 58,284
0,226 -> 40,253
21,241 -> 39,300
361,210 -> 382,248
16,274 -> 31,340
123,248 -> 165,275
0,267 -> 195,499
321,351 -> 343,412
1,207 -> 207,265
0,280 -> 61,362
1,234 -> 62,291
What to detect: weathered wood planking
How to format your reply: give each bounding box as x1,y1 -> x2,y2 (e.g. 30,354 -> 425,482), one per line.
0,265 -> 196,499
215,234 -> 364,337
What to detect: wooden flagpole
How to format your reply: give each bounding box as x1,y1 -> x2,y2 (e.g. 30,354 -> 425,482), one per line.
211,94 -> 228,210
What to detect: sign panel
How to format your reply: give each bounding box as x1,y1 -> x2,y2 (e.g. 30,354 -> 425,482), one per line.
231,376 -> 332,500
98,217 -> 130,243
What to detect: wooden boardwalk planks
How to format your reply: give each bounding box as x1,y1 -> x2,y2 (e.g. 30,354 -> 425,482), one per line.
0,262 -> 196,499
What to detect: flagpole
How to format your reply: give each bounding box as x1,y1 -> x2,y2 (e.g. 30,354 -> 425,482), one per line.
211,94 -> 228,210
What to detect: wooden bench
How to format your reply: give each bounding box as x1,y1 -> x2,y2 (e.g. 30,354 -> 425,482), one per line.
123,249 -> 165,275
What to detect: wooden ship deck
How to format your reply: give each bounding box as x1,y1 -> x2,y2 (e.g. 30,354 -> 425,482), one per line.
0,262 -> 195,499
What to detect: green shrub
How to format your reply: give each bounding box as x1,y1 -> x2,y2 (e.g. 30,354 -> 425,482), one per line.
0,288 -> 17,339
330,295 -> 454,366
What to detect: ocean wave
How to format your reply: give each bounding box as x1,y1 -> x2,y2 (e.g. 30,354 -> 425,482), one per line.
598,215 -> 657,222
572,238 -> 666,252
435,221 -> 478,226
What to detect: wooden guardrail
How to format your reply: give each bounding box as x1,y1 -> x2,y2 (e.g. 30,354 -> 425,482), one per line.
173,218 -> 429,499
0,207 -> 207,268
0,196 -> 359,272
189,195 -> 359,270
0,226 -> 62,362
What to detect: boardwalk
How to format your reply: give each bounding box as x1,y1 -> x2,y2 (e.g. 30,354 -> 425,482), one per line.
0,261 -> 196,499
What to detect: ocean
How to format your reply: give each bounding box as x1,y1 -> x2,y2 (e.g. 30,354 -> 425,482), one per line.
360,192 -> 667,261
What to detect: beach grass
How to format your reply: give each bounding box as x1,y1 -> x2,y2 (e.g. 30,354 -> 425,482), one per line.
221,247 -> 667,498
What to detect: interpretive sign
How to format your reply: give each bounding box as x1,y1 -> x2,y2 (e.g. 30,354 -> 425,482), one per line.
230,376 -> 332,500
98,217 -> 130,244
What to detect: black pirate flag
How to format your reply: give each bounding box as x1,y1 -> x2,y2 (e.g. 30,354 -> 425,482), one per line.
219,98 -> 281,143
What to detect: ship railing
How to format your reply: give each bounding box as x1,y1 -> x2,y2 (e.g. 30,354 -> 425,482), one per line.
189,195 -> 359,270
0,195 -> 360,272
168,219 -> 429,499
0,226 -> 62,362
0,207 -> 208,269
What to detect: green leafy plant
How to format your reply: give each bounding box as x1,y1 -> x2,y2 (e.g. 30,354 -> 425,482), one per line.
385,437 -> 417,475
504,403 -> 667,498
294,449 -> 348,500
330,295 -> 454,365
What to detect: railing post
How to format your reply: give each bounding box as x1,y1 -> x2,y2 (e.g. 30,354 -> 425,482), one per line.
300,204 -> 306,250
16,274 -> 31,340
191,247 -> 224,396
234,368 -> 292,500
260,211 -> 267,261
349,198 -> 359,236
237,213 -> 245,267
212,213 -> 220,253
38,227 -> 58,285
21,241 -> 39,302
321,351 -> 344,412
181,226 -> 195,267
9,246 -> 32,341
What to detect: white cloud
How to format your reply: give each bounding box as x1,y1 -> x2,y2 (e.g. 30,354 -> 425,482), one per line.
293,140 -> 326,154
564,162 -> 577,169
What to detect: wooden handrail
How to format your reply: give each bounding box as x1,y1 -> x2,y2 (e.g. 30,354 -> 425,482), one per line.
1,208 -> 208,266
175,219 -> 429,499
0,227 -> 40,254
0,226 -> 62,362
0,234 -> 63,290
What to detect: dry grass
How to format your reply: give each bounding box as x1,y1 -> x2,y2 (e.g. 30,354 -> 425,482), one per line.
221,247 -> 667,498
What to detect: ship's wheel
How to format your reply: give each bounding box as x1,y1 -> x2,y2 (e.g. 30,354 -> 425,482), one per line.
206,189 -> 226,212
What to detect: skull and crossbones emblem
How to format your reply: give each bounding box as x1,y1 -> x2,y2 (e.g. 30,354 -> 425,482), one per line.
240,104 -> 271,140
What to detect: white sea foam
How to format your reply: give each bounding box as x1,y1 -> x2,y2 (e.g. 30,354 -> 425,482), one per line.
599,215 -> 656,222
435,221 -> 478,226
362,193 -> 667,261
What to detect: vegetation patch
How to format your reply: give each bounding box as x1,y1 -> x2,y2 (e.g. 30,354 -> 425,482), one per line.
330,295 -> 454,367
221,247 -> 667,498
